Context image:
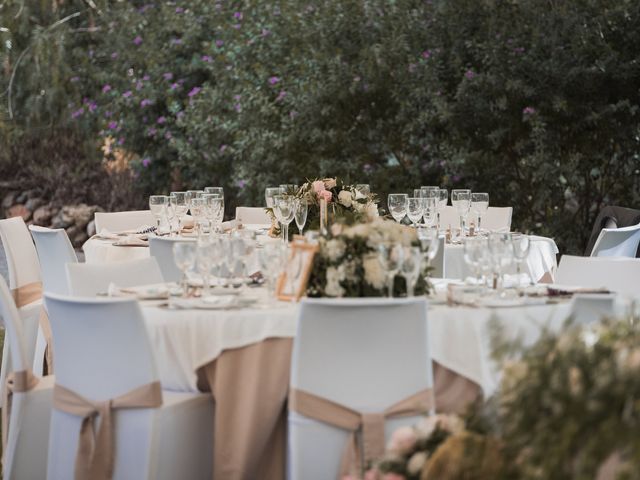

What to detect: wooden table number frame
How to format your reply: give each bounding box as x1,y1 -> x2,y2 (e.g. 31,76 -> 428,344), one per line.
276,242 -> 319,301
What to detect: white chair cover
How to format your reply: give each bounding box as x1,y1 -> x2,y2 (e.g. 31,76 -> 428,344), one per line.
590,223 -> 640,257
44,294 -> 213,480
0,276 -> 53,480
556,255 -> 640,297
0,217 -> 45,396
235,207 -> 271,225
29,225 -> 78,295
66,257 -> 164,297
569,294 -> 617,325
288,298 -> 433,480
94,210 -> 155,233
148,236 -> 196,283
439,205 -> 512,232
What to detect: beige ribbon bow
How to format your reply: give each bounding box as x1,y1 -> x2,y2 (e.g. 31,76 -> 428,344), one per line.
2,370 -> 39,465
289,388 -> 433,479
11,281 -> 54,373
53,381 -> 163,480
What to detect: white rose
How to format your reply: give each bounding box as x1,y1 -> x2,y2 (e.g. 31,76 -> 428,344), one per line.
325,267 -> 345,297
363,254 -> 386,290
324,239 -> 346,261
407,451 -> 428,476
338,190 -> 353,208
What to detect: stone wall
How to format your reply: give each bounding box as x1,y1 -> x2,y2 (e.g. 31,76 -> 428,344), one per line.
2,190 -> 102,247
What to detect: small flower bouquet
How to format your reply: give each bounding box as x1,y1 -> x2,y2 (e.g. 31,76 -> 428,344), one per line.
306,219 -> 431,297
268,178 -> 379,236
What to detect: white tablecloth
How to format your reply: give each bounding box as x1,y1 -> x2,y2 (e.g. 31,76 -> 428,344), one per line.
444,235 -> 558,282
83,238 -> 150,264
141,287 -> 576,398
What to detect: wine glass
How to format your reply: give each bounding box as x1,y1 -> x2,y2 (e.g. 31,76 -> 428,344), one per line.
377,243 -> 404,297
401,246 -> 423,297
273,195 -> 295,245
173,241 -> 196,297
186,190 -> 203,205
423,197 -> 437,228
149,195 -> 167,231
512,233 -> 532,287
413,189 -> 423,199
463,237 -> 488,285
356,184 -> 370,195
416,226 -> 440,267
258,242 -> 287,302
170,192 -> 189,234
165,195 -> 176,236
203,194 -> 224,233
204,186 -> 224,197
196,237 -> 215,296
387,194 -> 409,223
294,199 -> 308,236
407,197 -> 424,228
265,187 -> 283,208
437,188 -> 448,229
488,232 -> 514,294
471,193 -> 489,233
190,197 -> 206,234
451,189 -> 471,237
420,186 -> 439,200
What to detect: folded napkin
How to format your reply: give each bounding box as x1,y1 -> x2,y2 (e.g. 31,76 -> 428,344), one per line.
107,283 -> 169,300
112,236 -> 149,247
94,226 -> 154,240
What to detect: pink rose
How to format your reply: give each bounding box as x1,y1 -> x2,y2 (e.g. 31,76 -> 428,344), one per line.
387,426 -> 417,455
312,180 -> 326,194
320,190 -> 333,202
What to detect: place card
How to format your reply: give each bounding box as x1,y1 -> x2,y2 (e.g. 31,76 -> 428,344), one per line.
276,241 -> 319,301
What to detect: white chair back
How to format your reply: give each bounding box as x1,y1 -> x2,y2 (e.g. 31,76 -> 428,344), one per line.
556,255 -> 640,297
29,225 -> 78,295
148,236 -> 195,283
590,223 -> 640,257
235,207 -> 271,225
439,205 -> 512,232
66,257 -> 164,297
569,294 -> 617,325
289,298 -> 432,480
44,294 -> 159,480
94,210 -> 155,233
0,216 -> 41,289
0,276 -> 51,479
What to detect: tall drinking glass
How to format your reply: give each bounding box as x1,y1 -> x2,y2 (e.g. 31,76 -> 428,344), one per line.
274,195 -> 295,245
512,233 -> 532,287
451,189 -> 471,237
423,197 -> 437,228
387,194 -> 409,223
377,243 -> 404,297
265,187 -> 283,208
488,232 -> 514,294
173,241 -> 196,297
471,193 -> 489,232
401,246 -> 423,297
407,197 -> 424,228
149,195 -> 167,231
196,238 -> 215,296
170,192 -> 189,234
203,195 -> 224,233
437,189 -> 448,229
294,199 -> 309,236
416,226 -> 440,267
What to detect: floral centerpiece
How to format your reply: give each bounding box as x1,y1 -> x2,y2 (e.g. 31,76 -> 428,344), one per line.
268,178 -> 379,236
307,219 -> 431,297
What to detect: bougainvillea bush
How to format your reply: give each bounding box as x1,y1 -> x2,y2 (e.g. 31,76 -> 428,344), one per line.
3,0 -> 640,253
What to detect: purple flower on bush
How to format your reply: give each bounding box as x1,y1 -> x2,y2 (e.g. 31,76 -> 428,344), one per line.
70,76 -> 80,82
171,38 -> 183,46
422,50 -> 432,59
142,157 -> 151,167
408,64 -> 417,73
133,36 -> 143,46
215,40 -> 224,47
147,127 -> 157,136
71,108 -> 84,119
234,94 -> 241,101
88,102 -> 98,113
111,52 -> 119,59
276,90 -> 287,102
176,111 -> 185,119
232,23 -> 241,29
108,121 -> 118,130
163,72 -> 174,81
165,131 -> 172,140
175,7 -> 184,13
143,75 -> 150,81
188,86 -> 202,97
104,111 -> 113,118
140,99 -> 153,107
268,76 -> 280,85
234,103 -> 242,112
234,12 -> 243,20
201,55 -> 212,63
117,137 -> 125,145
363,163 -> 373,174
219,144 -> 227,153
102,84 -> 112,93
289,110 -> 298,119
237,179 -> 247,189
157,116 -> 166,124
123,90 -> 132,98
261,29 -> 271,37
523,106 -> 536,115
170,83 -> 180,90
136,81 -> 144,90
465,69 -> 476,80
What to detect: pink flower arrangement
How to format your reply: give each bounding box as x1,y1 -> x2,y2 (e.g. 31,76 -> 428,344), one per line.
312,180 -> 333,202
387,426 -> 417,455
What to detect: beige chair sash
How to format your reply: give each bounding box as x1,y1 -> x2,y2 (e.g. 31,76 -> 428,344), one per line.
2,370 -> 39,465
11,281 -> 54,372
289,388 -> 433,479
53,381 -> 163,480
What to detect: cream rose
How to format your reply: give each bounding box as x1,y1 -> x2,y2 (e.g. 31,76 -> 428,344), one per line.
338,190 -> 353,207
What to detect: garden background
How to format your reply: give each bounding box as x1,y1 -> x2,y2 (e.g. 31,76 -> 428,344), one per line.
1,0 -> 639,254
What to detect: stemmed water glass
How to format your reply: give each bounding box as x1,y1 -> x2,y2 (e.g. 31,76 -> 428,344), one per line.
437,189 -> 448,229
416,226 -> 440,268
265,187 -> 283,208
294,199 -> 308,236
407,197 -> 424,228
273,195 -> 295,245
423,197 -> 437,228
388,194 -> 409,223
377,243 -> 404,297
149,195 -> 167,231
173,241 -> 196,297
196,237 -> 215,296
165,196 -> 176,235
190,197 -> 206,234
451,189 -> 471,237
170,192 -> 189,234
463,237 -> 488,286
203,194 -> 224,233
204,186 -> 224,197
488,232 -> 514,294
401,246 -> 423,297
512,233 -> 532,287
471,193 -> 489,233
